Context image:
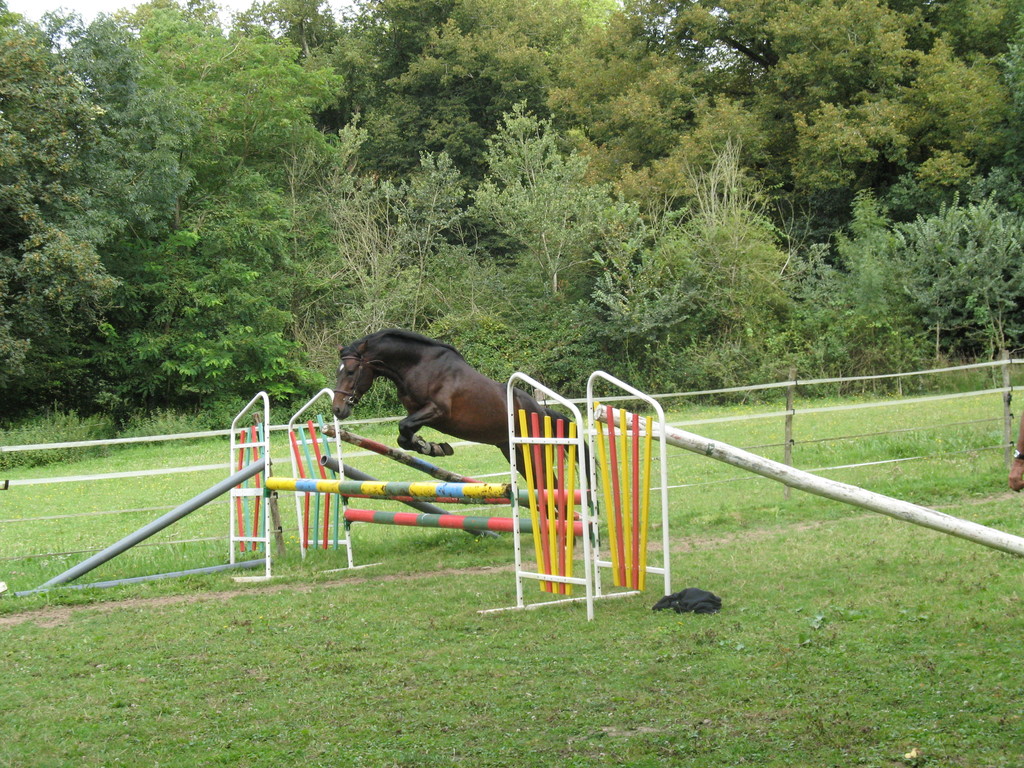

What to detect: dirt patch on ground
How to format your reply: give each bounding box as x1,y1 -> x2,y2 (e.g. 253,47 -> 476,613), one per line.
0,565 -> 511,629
673,515 -> 880,553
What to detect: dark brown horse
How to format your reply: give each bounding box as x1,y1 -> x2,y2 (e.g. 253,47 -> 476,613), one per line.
331,329 -> 574,469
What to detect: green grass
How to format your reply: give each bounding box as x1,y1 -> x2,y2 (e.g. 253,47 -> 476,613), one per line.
2,391 -> 1023,767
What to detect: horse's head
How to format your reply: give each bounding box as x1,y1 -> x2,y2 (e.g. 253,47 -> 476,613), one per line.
332,345 -> 377,420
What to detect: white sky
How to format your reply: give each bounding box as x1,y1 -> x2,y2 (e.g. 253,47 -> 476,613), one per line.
6,0 -> 354,25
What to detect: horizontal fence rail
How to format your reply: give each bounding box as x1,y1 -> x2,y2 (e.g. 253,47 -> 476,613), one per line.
5,359 -> 1020,453
0,419 -> 401,454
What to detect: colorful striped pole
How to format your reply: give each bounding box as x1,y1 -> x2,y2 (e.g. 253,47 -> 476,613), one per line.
266,477 -> 515,501
343,507 -> 583,536
332,428 -> 478,483
319,456 -> 470,519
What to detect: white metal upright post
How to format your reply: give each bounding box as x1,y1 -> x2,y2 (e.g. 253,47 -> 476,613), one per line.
505,372 -> 596,620
229,391 -> 272,580
587,371 -> 672,599
286,388 -> 351,568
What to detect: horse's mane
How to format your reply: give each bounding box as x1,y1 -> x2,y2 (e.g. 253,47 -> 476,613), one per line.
345,328 -> 463,358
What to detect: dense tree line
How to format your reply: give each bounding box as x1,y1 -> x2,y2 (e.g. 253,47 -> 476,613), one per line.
2,0 -> 1023,424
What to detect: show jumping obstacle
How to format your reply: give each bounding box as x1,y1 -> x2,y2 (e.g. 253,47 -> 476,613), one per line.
284,389 -> 351,564
280,388 -> 516,562
271,375 -> 672,619
20,372 -> 672,603
502,372 -> 595,616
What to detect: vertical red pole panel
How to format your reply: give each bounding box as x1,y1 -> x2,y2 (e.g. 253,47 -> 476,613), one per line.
289,429 -> 310,549
631,411 -> 641,589
606,408 -> 626,586
542,415 -> 563,594
595,406 -> 619,587
250,424 -> 262,547
555,419 -> 567,595
530,412 -> 554,593
296,426 -> 320,549
518,410 -> 544,578
236,430 -> 248,552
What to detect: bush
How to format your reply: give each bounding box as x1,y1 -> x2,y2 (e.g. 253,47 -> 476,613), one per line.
0,410 -> 115,470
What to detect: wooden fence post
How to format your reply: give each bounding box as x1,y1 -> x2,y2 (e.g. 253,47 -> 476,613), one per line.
784,366 -> 797,500
1003,350 -> 1013,470
269,490 -> 286,558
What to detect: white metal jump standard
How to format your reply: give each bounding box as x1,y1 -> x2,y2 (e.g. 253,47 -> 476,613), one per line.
503,372 -> 597,619
229,391 -> 273,581
286,388 -> 354,569
586,371 -> 672,601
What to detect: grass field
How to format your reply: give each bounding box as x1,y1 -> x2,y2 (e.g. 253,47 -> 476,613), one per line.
2,389 -> 1023,767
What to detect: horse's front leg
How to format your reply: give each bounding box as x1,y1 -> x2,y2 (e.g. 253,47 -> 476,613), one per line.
397,404 -> 454,457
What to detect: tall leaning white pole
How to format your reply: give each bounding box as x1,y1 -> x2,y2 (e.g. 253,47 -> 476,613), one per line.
599,413 -> 1024,558
39,458 -> 267,589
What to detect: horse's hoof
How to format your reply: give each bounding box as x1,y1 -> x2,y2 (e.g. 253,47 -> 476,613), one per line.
423,442 -> 453,458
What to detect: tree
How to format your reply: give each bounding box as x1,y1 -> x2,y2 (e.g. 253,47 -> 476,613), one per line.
898,197 -> 1024,358
981,19 -> 1024,211
60,15 -> 196,242
0,13 -> 118,404
788,192 -> 925,376
84,6 -> 342,413
591,141 -> 792,387
347,0 -> 590,179
549,10 -> 704,192
793,192 -> 1024,370
555,0 -> 1017,235
234,0 -> 340,59
473,104 -> 612,295
287,123 -> 502,374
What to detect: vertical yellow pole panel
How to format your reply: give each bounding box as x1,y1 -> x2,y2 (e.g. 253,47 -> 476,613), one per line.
594,406 -> 621,584
565,422 -> 578,584
518,410 -> 545,588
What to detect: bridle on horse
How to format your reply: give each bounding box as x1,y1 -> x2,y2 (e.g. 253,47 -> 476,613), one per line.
333,353 -> 384,407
